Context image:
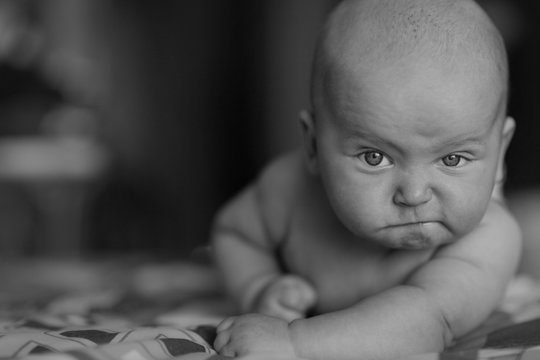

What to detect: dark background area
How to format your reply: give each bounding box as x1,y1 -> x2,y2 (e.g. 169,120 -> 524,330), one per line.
0,0 -> 537,258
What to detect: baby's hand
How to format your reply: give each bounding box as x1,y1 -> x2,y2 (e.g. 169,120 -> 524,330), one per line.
214,314 -> 297,357
254,275 -> 317,322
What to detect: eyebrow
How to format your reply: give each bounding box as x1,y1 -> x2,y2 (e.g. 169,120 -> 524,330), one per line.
439,134 -> 487,149
343,127 -> 489,154
344,129 -> 395,148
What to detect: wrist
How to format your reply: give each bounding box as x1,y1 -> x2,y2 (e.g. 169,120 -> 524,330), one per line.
240,274 -> 279,312
288,317 -> 307,359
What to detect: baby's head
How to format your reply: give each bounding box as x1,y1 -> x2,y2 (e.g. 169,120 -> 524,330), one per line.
301,0 -> 515,249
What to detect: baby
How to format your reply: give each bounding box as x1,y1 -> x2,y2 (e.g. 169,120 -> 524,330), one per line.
211,0 -> 522,359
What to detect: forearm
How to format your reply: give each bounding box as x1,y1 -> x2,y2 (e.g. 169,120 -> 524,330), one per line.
289,285 -> 451,360
210,181 -> 285,312
212,228 -> 281,312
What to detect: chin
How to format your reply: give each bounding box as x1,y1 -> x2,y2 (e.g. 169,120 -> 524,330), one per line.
373,236 -> 433,250
395,234 -> 438,250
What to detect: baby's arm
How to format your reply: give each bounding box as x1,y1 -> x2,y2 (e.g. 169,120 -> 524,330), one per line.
212,153 -> 316,320
291,200 -> 521,359
216,199 -> 521,359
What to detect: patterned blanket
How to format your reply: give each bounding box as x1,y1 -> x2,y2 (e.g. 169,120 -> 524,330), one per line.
1,257 -> 540,360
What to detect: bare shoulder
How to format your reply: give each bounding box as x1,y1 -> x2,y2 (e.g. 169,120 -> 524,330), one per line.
255,149 -> 307,240
434,200 -> 522,273
405,200 -> 522,338
257,150 -> 305,194
211,150 -> 306,251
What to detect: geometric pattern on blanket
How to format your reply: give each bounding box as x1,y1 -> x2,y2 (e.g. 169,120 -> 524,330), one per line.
0,258 -> 234,360
8,316 -> 540,360
406,274 -> 540,359
0,320 -> 226,360
407,318 -> 540,359
4,259 -> 540,360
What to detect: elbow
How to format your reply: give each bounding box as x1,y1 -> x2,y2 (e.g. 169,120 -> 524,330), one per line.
437,307 -> 455,349
403,284 -> 456,350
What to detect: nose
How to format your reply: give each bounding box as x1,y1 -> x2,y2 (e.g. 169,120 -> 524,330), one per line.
392,171 -> 433,207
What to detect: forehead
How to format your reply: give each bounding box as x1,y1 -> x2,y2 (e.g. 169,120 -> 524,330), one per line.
323,59 -> 503,142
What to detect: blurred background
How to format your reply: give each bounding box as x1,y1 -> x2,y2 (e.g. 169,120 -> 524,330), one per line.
0,0 -> 537,259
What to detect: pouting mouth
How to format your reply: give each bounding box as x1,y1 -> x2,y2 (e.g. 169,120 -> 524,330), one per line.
386,221 -> 438,228
380,221 -> 451,249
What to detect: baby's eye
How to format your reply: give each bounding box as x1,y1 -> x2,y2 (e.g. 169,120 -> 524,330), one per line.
441,154 -> 468,167
360,151 -> 392,167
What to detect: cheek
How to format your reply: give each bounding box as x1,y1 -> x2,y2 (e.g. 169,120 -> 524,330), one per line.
322,170 -> 389,234
442,180 -> 493,233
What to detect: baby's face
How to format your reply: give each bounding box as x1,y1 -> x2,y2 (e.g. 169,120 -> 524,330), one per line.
312,59 -> 513,249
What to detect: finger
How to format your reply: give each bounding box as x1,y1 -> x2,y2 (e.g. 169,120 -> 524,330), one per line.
219,344 -> 237,358
261,302 -> 303,322
217,316 -> 236,332
278,308 -> 304,323
213,329 -> 231,352
280,280 -> 317,312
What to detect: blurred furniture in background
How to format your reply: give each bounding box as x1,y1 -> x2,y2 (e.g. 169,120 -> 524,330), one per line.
0,134 -> 108,255
29,0 -> 339,256
0,0 -> 339,256
0,0 -> 110,256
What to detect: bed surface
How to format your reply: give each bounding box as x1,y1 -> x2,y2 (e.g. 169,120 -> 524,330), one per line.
1,256 -> 540,360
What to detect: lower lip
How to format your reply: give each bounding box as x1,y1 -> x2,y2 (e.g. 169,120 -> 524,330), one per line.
387,222 -> 441,248
393,222 -> 435,228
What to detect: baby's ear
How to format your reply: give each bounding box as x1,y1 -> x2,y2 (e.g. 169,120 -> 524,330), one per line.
496,116 -> 516,183
299,110 -> 319,174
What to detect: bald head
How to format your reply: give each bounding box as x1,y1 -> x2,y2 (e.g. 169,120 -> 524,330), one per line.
311,0 -> 508,115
